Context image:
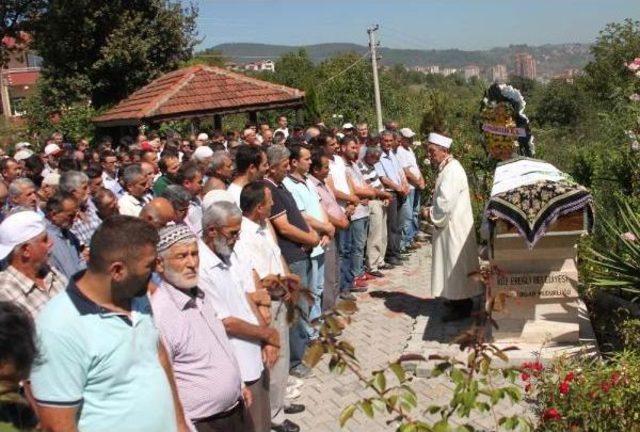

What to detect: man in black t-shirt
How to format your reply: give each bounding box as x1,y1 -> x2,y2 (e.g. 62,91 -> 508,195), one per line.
263,145 -> 319,378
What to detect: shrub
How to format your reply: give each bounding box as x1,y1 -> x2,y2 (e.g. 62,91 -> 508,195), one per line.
526,351 -> 640,431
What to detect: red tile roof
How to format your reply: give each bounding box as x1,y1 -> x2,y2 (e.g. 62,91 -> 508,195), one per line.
93,65 -> 305,126
3,70 -> 39,86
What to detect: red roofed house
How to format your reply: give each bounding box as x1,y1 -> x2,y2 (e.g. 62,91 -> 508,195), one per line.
1,34 -> 42,119
93,64 -> 304,131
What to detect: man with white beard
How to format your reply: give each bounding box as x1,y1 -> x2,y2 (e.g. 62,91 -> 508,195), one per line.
199,201 -> 279,432
151,224 -> 248,431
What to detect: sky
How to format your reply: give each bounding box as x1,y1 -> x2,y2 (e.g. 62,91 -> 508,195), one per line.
193,0 -> 639,51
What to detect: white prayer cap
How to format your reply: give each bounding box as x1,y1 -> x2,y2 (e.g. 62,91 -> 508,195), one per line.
342,123 -> 355,130
427,132 -> 453,149
44,143 -> 62,156
14,142 -> 31,151
14,149 -> 34,161
0,211 -> 46,260
196,133 -> 209,142
42,172 -> 61,186
400,128 -> 416,139
202,189 -> 235,211
336,132 -> 345,140
192,145 -> 214,161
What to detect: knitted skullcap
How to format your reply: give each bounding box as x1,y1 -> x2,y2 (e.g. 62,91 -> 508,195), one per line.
157,224 -> 197,253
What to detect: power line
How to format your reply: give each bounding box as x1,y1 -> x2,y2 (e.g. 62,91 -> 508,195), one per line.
316,51 -> 371,90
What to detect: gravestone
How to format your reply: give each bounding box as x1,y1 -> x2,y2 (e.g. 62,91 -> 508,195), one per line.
489,212 -> 584,345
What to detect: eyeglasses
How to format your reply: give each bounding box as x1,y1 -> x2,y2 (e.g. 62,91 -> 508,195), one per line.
222,229 -> 241,240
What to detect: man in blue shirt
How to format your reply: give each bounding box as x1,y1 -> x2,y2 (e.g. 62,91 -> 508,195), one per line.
30,216 -> 189,432
375,131 -> 410,266
44,192 -> 85,279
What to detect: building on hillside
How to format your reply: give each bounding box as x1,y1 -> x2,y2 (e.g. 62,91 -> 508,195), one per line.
243,60 -> 275,72
441,67 -> 458,77
490,64 -> 509,83
413,65 -> 440,74
552,68 -> 583,84
514,53 -> 537,80
463,65 -> 480,80
1,34 -> 42,119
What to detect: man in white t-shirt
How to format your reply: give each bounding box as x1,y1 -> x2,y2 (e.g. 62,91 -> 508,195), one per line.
227,146 -> 269,206
397,128 -> 426,249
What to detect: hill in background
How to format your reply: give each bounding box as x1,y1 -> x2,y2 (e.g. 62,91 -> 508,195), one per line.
203,42 -> 592,77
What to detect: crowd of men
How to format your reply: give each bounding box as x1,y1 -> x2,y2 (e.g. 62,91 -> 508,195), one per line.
0,117 -> 464,432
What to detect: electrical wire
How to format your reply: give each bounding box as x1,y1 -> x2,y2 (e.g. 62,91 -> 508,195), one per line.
316,51 -> 371,90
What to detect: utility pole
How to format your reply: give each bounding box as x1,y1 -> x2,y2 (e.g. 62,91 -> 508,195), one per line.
367,24 -> 383,133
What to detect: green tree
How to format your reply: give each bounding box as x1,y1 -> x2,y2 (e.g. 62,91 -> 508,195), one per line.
32,0 -> 198,109
271,49 -> 317,90
533,79 -> 587,127
584,19 -> 640,103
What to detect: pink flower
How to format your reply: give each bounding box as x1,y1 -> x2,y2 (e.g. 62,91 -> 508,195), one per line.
630,94 -> 640,102
559,381 -> 570,395
564,372 -> 575,383
621,232 -> 637,242
521,372 -> 531,382
627,58 -> 640,71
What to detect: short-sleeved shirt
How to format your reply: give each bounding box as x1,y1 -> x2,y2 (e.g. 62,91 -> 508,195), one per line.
283,174 -> 325,257
375,150 -> 403,190
152,175 -> 173,197
70,199 -> 102,247
102,172 -> 124,198
396,146 -> 421,190
197,241 -> 264,382
151,281 -> 242,419
263,178 -> 311,264
346,163 -> 371,221
227,182 -> 243,207
30,275 -> 177,432
357,161 -> 384,191
185,197 -> 203,236
308,175 -> 344,221
0,265 -> 67,318
46,220 -> 86,279
235,217 -> 285,278
328,156 -> 350,197
118,192 -> 146,217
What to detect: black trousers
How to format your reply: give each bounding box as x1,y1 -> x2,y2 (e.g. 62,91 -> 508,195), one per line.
193,400 -> 249,432
385,192 -> 403,260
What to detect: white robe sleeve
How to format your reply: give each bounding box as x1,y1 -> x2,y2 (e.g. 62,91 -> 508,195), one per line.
429,167 -> 461,228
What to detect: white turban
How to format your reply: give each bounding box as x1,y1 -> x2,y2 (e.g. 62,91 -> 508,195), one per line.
428,133 -> 453,149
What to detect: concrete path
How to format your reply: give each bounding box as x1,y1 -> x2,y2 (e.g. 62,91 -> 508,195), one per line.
290,243 -> 535,431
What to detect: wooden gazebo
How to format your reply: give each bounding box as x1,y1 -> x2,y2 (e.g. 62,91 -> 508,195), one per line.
92,64 -> 305,129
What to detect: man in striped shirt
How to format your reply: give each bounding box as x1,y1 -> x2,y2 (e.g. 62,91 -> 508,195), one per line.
357,146 -> 393,274
151,224 -> 248,432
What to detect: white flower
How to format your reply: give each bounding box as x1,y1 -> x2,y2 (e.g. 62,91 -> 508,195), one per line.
630,93 -> 640,102
632,140 -> 640,151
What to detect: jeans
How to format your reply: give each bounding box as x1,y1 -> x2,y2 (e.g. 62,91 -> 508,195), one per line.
410,189 -> 421,240
350,217 -> 369,278
400,190 -> 414,250
337,228 -> 352,292
306,254 -> 325,339
287,257 -> 312,369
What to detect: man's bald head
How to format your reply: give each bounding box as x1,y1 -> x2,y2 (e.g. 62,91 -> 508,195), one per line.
140,197 -> 176,229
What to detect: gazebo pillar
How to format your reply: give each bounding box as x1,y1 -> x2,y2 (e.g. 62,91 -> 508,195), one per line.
213,114 -> 222,131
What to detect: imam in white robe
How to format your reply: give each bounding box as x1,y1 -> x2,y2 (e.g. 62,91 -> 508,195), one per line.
429,158 -> 481,300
